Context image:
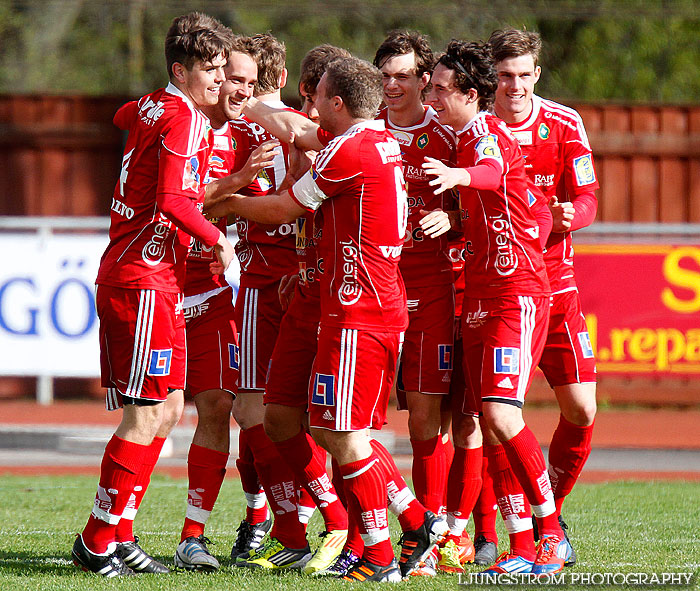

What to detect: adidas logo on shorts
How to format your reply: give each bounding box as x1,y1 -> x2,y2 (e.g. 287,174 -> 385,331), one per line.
497,377 -> 514,389
322,410 -> 335,421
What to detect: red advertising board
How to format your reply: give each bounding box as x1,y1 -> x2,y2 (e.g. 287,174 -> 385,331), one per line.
576,244 -> 700,375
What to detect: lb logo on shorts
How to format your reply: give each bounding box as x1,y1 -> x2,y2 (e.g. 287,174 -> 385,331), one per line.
438,344 -> 453,371
578,332 -> 594,358
229,343 -> 240,370
311,373 -> 335,406
148,349 -> 172,376
494,347 -> 520,375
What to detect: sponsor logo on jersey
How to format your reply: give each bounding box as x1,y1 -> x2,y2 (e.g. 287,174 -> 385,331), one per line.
527,189 -> 537,207
538,123 -> 550,140
312,373 -> 335,406
416,133 -> 429,149
534,173 -> 555,187
464,309 -> 488,327
438,344 -> 453,371
229,343 -> 240,370
213,134 -> 230,150
147,349 -> 172,376
391,130 -> 414,146
489,214 -> 518,276
375,138 -> 403,164
257,168 -> 273,192
183,301 -> 211,320
494,347 -> 520,375
512,131 -> 532,145
338,240 -> 363,305
265,223 -> 295,238
111,197 -> 134,220
138,97 -> 165,125
544,110 -> 578,132
578,331 -> 595,358
142,220 -> 170,266
573,154 -> 596,186
404,164 -> 428,181
379,245 -> 402,258
524,226 -> 540,240
183,156 -> 201,191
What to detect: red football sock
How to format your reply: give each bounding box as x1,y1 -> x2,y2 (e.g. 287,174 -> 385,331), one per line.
485,443 -> 535,561
248,424 -> 307,549
445,446 -> 482,536
180,443 -> 229,541
502,427 -> 560,537
236,428 -> 268,524
371,438 -> 425,532
410,435 -> 447,515
82,435 -> 147,554
340,453 -> 394,566
115,436 -> 165,543
473,451 -> 498,543
332,458 -> 364,556
548,415 -> 594,513
274,430 -> 348,531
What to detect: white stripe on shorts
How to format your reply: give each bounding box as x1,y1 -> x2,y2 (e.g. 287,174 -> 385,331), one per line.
241,288 -> 258,389
125,289 -> 155,399
517,295 -> 536,404
336,328 -> 358,431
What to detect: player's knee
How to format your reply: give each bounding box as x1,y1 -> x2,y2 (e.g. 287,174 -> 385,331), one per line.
563,399 -> 597,426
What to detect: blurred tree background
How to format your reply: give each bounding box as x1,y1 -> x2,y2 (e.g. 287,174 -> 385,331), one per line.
0,0 -> 698,104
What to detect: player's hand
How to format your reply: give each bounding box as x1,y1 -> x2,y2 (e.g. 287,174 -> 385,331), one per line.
422,157 -> 470,195
278,273 -> 298,311
278,136 -> 314,192
418,208 -> 452,238
239,140 -> 280,185
210,231 -> 235,275
204,194 -> 236,219
549,195 -> 574,232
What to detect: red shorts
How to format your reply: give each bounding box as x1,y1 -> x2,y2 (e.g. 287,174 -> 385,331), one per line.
309,326 -> 403,432
235,283 -> 286,391
185,287 -> 239,396
460,295 -> 549,413
397,282 -> 454,395
264,298 -> 320,408
97,285 -> 186,409
539,289 -> 597,387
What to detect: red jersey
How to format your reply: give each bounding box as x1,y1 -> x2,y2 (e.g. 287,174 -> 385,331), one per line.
184,124 -> 240,298
97,84 -> 219,293
378,106 -> 456,288
456,112 -> 549,299
506,95 -> 599,293
234,105 -> 299,288
289,120 -> 408,332
292,210 -> 322,311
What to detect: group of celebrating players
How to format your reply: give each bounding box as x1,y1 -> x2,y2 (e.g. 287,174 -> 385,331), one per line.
70,10 -> 599,582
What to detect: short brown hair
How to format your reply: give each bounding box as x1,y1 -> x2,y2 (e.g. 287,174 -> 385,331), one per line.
299,44 -> 352,95
436,40 -> 497,112
324,57 -> 383,120
247,33 -> 286,95
373,30 -> 435,79
164,12 -> 233,78
488,28 -> 542,67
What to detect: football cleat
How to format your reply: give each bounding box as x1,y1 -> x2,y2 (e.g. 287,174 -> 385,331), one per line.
342,558 -> 402,583
478,551 -> 534,576
397,511 -> 449,577
559,515 -> 577,567
238,537 -> 311,570
72,534 -> 134,578
473,534 -> 498,566
410,546 -> 438,577
311,549 -> 361,577
437,539 -> 464,574
174,535 -> 220,572
302,529 -> 348,574
230,517 -> 272,562
531,534 -> 573,576
117,536 -> 170,573
455,533 -> 475,563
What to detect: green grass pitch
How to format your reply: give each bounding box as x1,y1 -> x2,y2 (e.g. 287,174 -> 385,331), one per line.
0,475 -> 698,590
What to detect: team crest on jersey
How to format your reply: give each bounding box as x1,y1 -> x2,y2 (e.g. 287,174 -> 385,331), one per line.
232,137 -> 238,150
148,349 -> 172,376
229,344 -> 240,370
183,156 -> 200,191
578,332 -> 594,358
438,344 -> 453,371
257,168 -> 273,192
494,347 -> 520,375
416,133 -> 429,149
573,155 -> 596,186
311,373 -> 336,406
538,123 -> 550,140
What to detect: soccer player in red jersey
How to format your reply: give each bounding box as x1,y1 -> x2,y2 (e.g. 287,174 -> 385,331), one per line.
488,27 -> 598,565
209,55 -> 450,582
422,40 -> 571,576
372,30 -> 476,575
71,13 -> 235,577
172,37 -> 280,572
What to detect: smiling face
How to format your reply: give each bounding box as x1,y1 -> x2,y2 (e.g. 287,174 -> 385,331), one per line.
493,54 -> 541,124
176,53 -> 227,109
425,63 -> 475,130
379,51 -> 429,115
299,82 -> 319,123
